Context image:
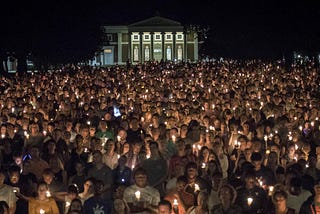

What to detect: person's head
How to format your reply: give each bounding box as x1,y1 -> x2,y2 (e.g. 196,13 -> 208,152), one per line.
185,162 -> 198,180
68,184 -> 79,200
134,167 -> 148,188
37,181 -> 49,198
92,150 -> 103,164
68,198 -> 83,213
251,152 -> 263,170
8,165 -> 20,184
244,172 -> 257,189
289,177 -> 302,195
83,177 -> 95,194
218,184 -> 237,205
74,160 -> 85,174
158,200 -> 172,214
272,189 -> 288,209
93,179 -> 104,196
42,168 -> 54,184
176,175 -> 188,192
30,146 -> 40,159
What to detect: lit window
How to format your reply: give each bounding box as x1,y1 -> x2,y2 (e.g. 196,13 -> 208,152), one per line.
166,34 -> 172,40
133,35 -> 139,40
144,35 -> 150,40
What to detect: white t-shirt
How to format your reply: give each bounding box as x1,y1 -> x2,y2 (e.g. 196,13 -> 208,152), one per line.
287,189 -> 312,212
0,184 -> 17,209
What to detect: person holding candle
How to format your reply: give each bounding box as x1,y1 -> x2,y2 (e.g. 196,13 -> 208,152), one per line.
164,175 -> 194,214
28,182 -> 59,214
236,172 -> 268,214
123,167 -> 160,213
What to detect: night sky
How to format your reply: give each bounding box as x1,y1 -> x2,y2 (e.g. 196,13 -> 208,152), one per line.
1,0 -> 320,62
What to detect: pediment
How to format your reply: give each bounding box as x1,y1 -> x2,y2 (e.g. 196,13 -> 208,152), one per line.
129,16 -> 182,27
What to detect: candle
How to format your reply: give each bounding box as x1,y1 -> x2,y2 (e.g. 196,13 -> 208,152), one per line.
135,191 -> 141,200
173,198 -> 179,212
172,135 -> 176,142
131,165 -> 135,170
247,197 -> 253,206
84,148 -> 89,153
43,131 -> 47,136
269,186 -> 274,196
1,134 -> 5,139
173,199 -> 178,206
117,135 -> 121,142
194,183 -> 200,192
266,150 -> 270,155
46,191 -> 51,197
201,162 -> 206,169
117,154 -> 120,159
40,209 -> 45,214
87,121 -> 91,125
299,126 -> 303,131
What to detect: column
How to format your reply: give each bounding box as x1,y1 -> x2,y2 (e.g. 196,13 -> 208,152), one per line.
184,33 -> 187,62
150,32 -> 154,61
129,32 -> 132,63
194,32 -> 198,61
117,32 -> 122,64
172,32 -> 176,61
139,32 -> 143,63
161,32 -> 165,60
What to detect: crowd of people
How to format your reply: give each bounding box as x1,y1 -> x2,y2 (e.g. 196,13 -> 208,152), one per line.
0,58 -> 319,214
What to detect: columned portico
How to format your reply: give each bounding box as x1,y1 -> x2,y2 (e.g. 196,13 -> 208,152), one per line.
92,16 -> 200,65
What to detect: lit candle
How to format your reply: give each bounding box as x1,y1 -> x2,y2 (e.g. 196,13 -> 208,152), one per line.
40,209 -> 45,214
266,150 -> 270,155
194,183 -> 200,192
172,135 -> 176,142
146,154 -> 150,159
173,199 -> 178,206
135,191 -> 141,200
1,134 -> 5,139
117,135 -> 121,142
299,126 -> 303,131
87,121 -> 91,125
131,165 -> 135,170
46,191 -> 51,197
247,197 -> 253,206
269,186 -> 274,196
43,131 -> 47,136
201,162 -> 206,169
117,154 -> 120,159
311,121 -> 315,127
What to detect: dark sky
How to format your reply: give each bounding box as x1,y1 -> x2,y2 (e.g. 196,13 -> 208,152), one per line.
2,0 -> 320,60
